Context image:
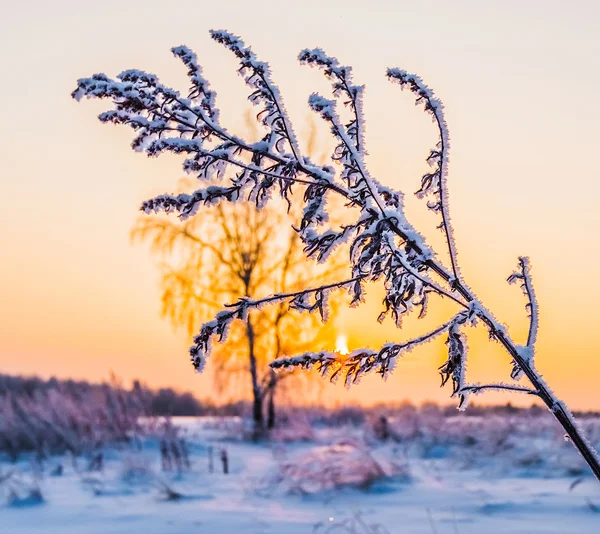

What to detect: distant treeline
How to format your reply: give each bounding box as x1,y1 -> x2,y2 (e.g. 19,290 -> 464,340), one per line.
2,373 -> 597,419
0,373 -> 241,417
0,373 -> 248,460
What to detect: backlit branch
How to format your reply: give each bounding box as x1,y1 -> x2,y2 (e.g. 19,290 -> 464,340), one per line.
459,382 -> 539,397
73,30 -> 600,481
210,30 -> 303,162
299,48 -> 365,152
189,273 -> 378,372
387,69 -> 459,283
507,256 -> 538,380
271,311 -> 470,387
508,256 -> 539,348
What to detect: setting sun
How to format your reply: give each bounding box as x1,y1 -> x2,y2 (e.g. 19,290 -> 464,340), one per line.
335,334 -> 350,356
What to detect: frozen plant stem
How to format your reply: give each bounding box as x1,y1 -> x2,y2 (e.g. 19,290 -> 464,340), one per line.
410,253 -> 600,481
73,30 -> 600,481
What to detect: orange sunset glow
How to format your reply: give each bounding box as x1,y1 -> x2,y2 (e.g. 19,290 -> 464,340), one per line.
2,0 -> 600,411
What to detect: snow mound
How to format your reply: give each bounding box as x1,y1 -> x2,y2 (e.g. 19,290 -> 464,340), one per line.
272,441 -> 407,494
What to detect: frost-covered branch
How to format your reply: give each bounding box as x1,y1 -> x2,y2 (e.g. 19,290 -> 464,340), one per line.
299,48 -> 365,152
71,48 -> 352,218
506,257 -> 538,380
383,234 -> 467,311
508,256 -> 539,348
210,30 -> 303,162
302,52 -> 434,280
436,315 -> 472,409
307,92 -> 418,242
188,273 -> 379,372
387,69 -> 459,283
271,311 -> 469,386
459,382 -> 539,396
73,30 -> 600,481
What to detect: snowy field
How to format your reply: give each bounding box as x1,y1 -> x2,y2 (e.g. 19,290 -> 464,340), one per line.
2,414 -> 600,533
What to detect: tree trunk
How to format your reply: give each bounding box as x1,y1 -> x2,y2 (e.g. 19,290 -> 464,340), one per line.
246,317 -> 263,438
266,369 -> 277,430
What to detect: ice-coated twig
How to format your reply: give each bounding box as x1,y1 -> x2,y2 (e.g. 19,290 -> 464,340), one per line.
439,319 -> 467,400
507,257 -> 538,380
456,381 -> 539,411
460,382 -> 539,396
271,312 -> 469,386
383,234 -> 467,309
307,91 -> 420,244
210,30 -> 303,162
73,30 -> 600,482
299,48 -> 365,152
303,58 -> 432,276
387,69 -> 459,284
507,256 -> 538,348
189,272 -> 381,372
171,45 -> 219,122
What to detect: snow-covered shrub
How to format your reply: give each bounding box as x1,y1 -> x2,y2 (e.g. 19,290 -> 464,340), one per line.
0,382 -> 148,462
385,409 -> 600,477
156,418 -> 191,473
73,30 -> 600,481
268,440 -> 408,494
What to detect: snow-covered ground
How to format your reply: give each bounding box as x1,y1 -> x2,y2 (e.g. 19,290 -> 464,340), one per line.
2,416 -> 600,533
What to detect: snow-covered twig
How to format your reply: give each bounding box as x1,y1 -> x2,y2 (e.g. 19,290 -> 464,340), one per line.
189,273 -> 379,372
506,257 -> 538,380
210,30 -> 303,163
73,30 -> 600,482
460,383 -> 539,396
272,312 -> 469,387
299,48 -> 365,153
387,69 -> 459,283
507,256 -> 539,348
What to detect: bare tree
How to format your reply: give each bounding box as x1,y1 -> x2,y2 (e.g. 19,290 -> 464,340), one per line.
72,31 -> 600,479
132,198 -> 336,435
